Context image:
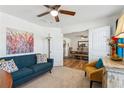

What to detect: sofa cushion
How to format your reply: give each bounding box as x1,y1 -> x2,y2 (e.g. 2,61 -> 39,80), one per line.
85,66 -> 97,74
0,59 -> 18,73
96,58 -> 104,69
12,67 -> 33,80
30,63 -> 51,72
36,53 -> 47,64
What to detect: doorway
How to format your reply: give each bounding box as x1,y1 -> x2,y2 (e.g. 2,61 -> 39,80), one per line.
63,30 -> 89,70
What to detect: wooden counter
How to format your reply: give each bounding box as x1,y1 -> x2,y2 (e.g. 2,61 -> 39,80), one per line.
103,57 -> 124,88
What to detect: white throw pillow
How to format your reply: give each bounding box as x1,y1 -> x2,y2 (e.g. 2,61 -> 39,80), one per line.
36,53 -> 47,64
0,59 -> 18,73
0,59 -> 5,63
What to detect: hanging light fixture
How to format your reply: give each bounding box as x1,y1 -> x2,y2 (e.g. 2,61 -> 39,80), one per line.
81,36 -> 84,40
50,10 -> 58,16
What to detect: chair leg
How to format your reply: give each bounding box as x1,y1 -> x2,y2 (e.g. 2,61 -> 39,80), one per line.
90,81 -> 93,88
85,72 -> 86,77
49,70 -> 52,73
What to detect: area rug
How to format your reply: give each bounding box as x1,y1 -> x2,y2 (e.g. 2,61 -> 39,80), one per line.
18,67 -> 101,88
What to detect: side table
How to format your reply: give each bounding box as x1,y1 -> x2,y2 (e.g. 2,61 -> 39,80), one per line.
0,70 -> 13,88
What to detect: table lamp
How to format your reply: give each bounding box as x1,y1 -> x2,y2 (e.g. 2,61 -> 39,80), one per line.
115,14 -> 124,62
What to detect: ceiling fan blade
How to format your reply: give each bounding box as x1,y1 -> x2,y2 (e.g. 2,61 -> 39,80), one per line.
59,9 -> 75,16
55,5 -> 61,10
44,5 -> 50,8
55,16 -> 59,22
37,11 -> 50,17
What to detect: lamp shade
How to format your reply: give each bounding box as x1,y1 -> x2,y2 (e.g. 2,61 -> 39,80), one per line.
115,14 -> 124,38
115,32 -> 124,38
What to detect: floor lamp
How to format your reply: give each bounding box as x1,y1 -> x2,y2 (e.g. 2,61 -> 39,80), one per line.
46,33 -> 52,59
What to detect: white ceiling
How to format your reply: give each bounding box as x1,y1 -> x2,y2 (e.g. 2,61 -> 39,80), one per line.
0,5 -> 123,27
64,30 -> 88,39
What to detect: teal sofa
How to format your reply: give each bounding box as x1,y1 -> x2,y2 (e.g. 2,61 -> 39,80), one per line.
0,54 -> 54,87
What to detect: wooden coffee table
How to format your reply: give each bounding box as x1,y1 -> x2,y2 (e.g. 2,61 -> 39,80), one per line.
0,70 -> 13,88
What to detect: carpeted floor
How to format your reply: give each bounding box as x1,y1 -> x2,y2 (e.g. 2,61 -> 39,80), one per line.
18,67 -> 102,88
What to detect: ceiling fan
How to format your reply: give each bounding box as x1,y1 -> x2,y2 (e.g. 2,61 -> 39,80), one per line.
37,5 -> 76,22
76,35 -> 88,39
80,35 -> 88,38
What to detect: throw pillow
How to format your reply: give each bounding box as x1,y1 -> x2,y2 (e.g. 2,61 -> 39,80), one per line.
36,53 -> 47,64
0,59 -> 5,69
0,59 -> 5,63
95,58 -> 104,69
0,59 -> 18,73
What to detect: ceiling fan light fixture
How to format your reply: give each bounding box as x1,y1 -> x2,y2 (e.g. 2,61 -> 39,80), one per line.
50,10 -> 58,16
81,37 -> 84,40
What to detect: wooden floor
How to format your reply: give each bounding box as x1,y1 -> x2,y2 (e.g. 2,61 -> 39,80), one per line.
64,58 -> 88,71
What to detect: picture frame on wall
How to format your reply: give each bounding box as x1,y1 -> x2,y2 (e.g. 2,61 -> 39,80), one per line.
6,27 -> 34,54
78,41 -> 84,47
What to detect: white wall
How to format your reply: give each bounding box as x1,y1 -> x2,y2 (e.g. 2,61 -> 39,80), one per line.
89,26 -> 110,62
0,12 -> 63,66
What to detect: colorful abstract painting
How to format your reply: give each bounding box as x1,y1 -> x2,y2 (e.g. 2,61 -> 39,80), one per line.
6,28 -> 34,54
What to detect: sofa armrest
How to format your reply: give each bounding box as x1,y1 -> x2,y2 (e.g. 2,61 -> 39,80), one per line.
47,58 -> 54,65
90,68 -> 104,82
